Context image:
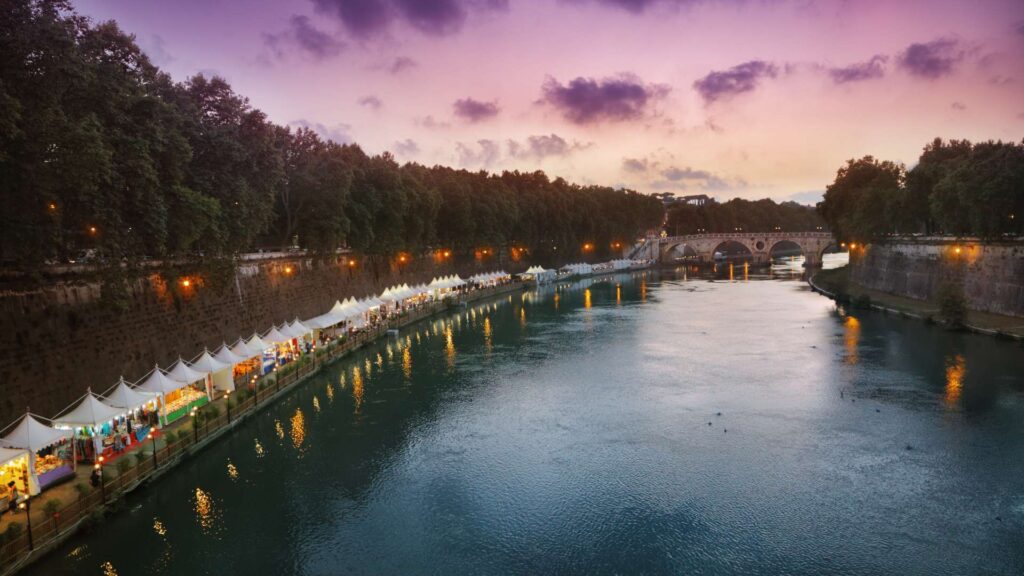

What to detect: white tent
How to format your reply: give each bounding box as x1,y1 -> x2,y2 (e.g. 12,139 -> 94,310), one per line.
191,349 -> 234,393
286,319 -> 313,338
190,349 -> 230,374
52,390 -> 123,429
137,366 -> 185,396
0,447 -> 27,469
166,357 -> 208,384
102,377 -> 159,412
246,333 -> 272,352
215,343 -> 249,365
230,338 -> 261,360
0,413 -> 72,495
263,325 -> 292,344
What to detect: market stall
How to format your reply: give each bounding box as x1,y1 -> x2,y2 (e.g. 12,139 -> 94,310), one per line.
52,390 -> 127,464
166,357 -> 212,408
263,324 -> 297,366
0,447 -> 29,510
214,343 -> 252,389
190,349 -> 233,394
246,333 -> 276,376
102,378 -> 160,436
137,365 -> 208,425
0,414 -> 73,495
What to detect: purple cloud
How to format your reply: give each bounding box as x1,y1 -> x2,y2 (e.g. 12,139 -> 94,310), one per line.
622,157 -> 650,173
359,95 -> 383,109
829,55 -> 887,84
290,119 -> 353,144
456,139 -> 501,167
312,0 -> 392,38
660,166 -> 742,191
951,101 -> 966,111
264,15 -> 345,60
389,56 -> 418,74
416,115 -> 451,129
898,39 -> 963,79
540,74 -> 669,124
393,138 -> 419,156
507,134 -> 591,160
394,0 -> 466,35
693,60 -> 778,103
453,97 -> 500,122
311,0 -> 502,39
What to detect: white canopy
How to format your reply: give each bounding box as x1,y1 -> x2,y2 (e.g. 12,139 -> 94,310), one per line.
0,414 -> 71,452
230,339 -> 260,360
190,349 -> 231,374
215,343 -> 249,365
285,319 -> 312,338
53,391 -> 123,428
166,357 -> 208,384
137,366 -> 186,395
246,333 -> 272,352
102,378 -> 159,411
263,325 -> 292,344
0,447 -> 28,468
525,265 -> 549,274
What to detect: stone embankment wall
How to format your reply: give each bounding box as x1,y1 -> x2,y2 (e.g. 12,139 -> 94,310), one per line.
849,239 -> 1024,317
0,254 -> 521,424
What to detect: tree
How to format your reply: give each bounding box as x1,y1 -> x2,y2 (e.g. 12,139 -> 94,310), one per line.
818,156 -> 905,243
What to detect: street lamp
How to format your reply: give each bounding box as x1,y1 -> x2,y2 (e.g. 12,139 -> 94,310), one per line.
18,497 -> 33,550
225,389 -> 232,423
191,407 -> 199,444
95,456 -> 106,503
149,429 -> 158,470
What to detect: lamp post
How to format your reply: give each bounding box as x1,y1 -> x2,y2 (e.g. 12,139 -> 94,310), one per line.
95,456 -> 106,503
18,497 -> 33,550
225,390 -> 232,423
149,429 -> 158,470
190,407 -> 199,444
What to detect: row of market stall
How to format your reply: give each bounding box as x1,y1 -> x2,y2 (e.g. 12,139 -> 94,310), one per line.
0,271 -> 510,500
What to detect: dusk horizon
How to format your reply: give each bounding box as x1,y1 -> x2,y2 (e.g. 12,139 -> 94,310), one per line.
74,0 -> 1024,204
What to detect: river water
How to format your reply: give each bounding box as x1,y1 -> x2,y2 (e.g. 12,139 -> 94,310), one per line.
29,258 -> 1024,575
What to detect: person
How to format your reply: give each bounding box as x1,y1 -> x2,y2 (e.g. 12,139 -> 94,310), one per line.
7,481 -> 19,514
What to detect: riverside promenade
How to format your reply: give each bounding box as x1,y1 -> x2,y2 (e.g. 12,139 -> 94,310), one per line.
0,282 -> 525,576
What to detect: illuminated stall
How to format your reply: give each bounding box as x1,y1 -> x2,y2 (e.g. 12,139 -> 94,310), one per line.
102,378 -> 160,439
165,357 -> 212,413
52,390 -> 124,464
137,364 -> 207,425
0,447 -> 30,508
0,414 -> 73,495
190,349 -> 232,395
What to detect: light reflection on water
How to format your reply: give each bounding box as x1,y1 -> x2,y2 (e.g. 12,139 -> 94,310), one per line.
27,267 -> 1024,576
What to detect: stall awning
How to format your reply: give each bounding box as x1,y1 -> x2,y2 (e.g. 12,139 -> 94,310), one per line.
0,413 -> 71,452
166,358 -> 208,384
102,378 -> 159,411
215,344 -> 248,365
0,447 -> 28,468
245,333 -> 272,352
190,350 -> 231,374
52,391 -> 124,428
137,366 -> 187,395
263,325 -> 292,344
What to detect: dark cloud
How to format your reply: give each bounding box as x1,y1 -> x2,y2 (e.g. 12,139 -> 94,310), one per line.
659,166 -> 743,191
622,157 -> 651,173
393,138 -> 419,156
290,119 -> 354,144
507,134 -> 591,160
693,60 -> 778,103
456,139 -> 501,167
951,101 -> 966,111
453,98 -> 501,122
898,39 -> 963,79
829,55 -> 887,84
389,56 -> 418,74
311,0 -> 502,39
264,15 -> 345,60
359,95 -> 383,109
540,74 -> 669,124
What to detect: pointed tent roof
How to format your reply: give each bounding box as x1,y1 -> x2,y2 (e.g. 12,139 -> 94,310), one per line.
102,377 -> 159,411
246,333 -> 272,351
137,366 -> 186,395
230,339 -> 260,360
263,325 -> 292,343
53,390 -> 123,428
0,414 -> 71,452
214,344 -> 247,365
288,319 -> 313,337
166,358 -> 207,384
190,349 -> 230,373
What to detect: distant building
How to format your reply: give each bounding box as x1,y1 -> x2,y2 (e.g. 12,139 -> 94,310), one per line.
651,192 -> 677,206
680,194 -> 710,207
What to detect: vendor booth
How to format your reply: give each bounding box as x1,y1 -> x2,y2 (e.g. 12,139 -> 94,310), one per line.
102,378 -> 160,436
138,365 -> 208,425
52,390 -> 126,464
246,333 -> 277,376
214,343 -> 252,389
190,349 -> 233,394
0,447 -> 30,510
0,414 -> 73,495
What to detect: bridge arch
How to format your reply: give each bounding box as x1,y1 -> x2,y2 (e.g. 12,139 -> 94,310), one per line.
711,239 -> 755,261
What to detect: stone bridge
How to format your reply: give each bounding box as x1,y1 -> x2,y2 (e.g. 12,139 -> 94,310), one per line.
631,232 -> 836,267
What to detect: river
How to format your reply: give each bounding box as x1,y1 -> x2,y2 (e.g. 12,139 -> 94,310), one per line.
28,257 -> 1024,575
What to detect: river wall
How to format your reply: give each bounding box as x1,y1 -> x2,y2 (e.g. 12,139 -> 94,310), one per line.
849,238 -> 1024,317
0,253 -> 524,424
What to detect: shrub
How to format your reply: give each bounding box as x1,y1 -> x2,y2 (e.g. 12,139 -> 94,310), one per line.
74,482 -> 89,500
43,498 -> 62,517
935,281 -> 968,328
204,404 -> 221,419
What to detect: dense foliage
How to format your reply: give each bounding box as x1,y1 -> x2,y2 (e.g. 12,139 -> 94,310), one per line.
819,138 -> 1024,243
0,0 -> 663,269
665,198 -> 825,235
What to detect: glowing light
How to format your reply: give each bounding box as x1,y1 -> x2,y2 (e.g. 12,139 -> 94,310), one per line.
284,266 -> 293,274
844,316 -> 860,365
945,354 -> 966,408
193,487 -> 218,532
402,347 -> 412,380
153,518 -> 167,537
348,259 -> 356,268
88,226 -> 97,235
445,325 -> 456,370
584,288 -> 592,309
312,396 -> 321,413
352,367 -> 364,412
181,279 -> 191,288
954,247 -> 962,255
48,203 -> 57,211
289,407 -> 306,450
226,461 -> 238,481
254,439 -> 265,457
483,317 -> 492,353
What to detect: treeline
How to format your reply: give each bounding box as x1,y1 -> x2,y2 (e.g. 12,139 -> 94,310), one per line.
0,0 -> 663,269
819,138 -> 1024,242
665,198 -> 825,235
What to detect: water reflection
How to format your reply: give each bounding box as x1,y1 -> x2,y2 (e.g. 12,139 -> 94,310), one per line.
584,288 -> 592,309
153,518 -> 167,537
483,317 -> 492,353
402,347 -> 412,381
352,367 -> 364,412
192,487 -> 220,535
445,325 -> 456,370
226,460 -> 238,481
945,354 -> 966,408
101,561 -> 118,576
843,315 -> 860,365
290,408 -> 306,452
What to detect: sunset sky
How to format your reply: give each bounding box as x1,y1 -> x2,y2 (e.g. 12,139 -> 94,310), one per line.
76,0 -> 1024,203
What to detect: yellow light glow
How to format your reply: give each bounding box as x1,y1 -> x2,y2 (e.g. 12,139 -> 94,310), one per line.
945,354 -> 966,408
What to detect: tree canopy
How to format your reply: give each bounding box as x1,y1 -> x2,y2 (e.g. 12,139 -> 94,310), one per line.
665,198 -> 825,236
818,138 -> 1024,242
0,0 -> 664,270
